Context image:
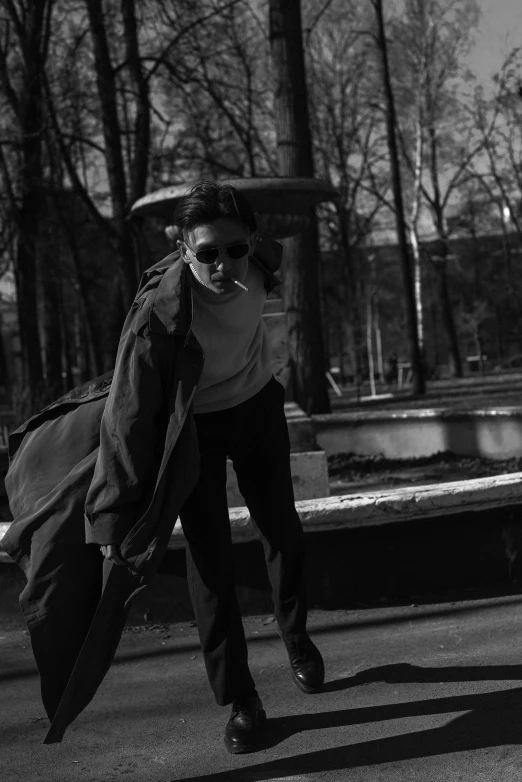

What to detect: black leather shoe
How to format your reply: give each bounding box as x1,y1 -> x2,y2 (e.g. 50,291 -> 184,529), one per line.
282,632 -> 325,694
224,692 -> 266,754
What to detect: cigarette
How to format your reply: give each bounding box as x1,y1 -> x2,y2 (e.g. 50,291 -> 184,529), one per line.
232,278 -> 248,291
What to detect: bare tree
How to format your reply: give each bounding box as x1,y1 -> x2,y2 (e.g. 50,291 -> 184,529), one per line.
370,0 -> 425,393
146,1 -> 276,182
307,0 -> 389,392
0,0 -> 99,394
76,0 -> 148,306
470,49 -> 522,242
391,0 -> 481,377
0,0 -> 55,388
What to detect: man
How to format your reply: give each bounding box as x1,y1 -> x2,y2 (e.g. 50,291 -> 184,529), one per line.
87,180 -> 324,753
2,180 -> 323,751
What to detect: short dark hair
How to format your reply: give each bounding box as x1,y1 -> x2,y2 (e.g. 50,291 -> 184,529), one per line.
173,180 -> 257,238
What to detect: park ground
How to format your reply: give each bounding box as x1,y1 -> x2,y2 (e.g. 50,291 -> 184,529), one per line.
3,370 -> 522,780
327,369 -> 522,412
4,596 -> 522,781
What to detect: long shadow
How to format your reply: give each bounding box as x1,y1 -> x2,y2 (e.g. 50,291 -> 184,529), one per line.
175,663 -> 522,781
322,661 -> 522,692
5,594 -> 522,683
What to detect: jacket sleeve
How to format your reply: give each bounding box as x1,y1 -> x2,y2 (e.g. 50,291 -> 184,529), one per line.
84,301 -> 172,546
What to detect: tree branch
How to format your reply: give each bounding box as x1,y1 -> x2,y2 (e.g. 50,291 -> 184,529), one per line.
42,70 -> 120,244
146,0 -> 244,81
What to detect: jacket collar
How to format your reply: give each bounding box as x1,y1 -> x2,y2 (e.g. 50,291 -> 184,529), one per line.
143,248 -> 281,336
144,252 -> 190,335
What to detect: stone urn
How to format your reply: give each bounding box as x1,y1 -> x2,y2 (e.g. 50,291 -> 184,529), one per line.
130,176 -> 337,238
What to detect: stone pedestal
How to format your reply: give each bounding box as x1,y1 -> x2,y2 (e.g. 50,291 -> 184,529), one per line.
226,297 -> 329,507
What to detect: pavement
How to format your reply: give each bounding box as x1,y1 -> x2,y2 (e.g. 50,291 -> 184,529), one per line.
4,596 -> 522,781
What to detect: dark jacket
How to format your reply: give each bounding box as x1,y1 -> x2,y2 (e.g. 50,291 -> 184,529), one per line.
0,242 -> 281,743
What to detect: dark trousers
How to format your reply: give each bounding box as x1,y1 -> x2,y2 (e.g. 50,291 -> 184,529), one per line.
178,376 -> 307,706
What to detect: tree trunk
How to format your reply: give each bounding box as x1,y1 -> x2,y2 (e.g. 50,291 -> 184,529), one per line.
280,219 -> 331,413
268,0 -> 330,414
337,317 -> 345,383
425,66 -> 462,377
366,299 -> 376,397
79,319 -> 93,383
429,242 -> 462,379
0,311 -> 9,392
410,228 -> 424,350
499,206 -> 518,305
40,248 -> 64,393
14,2 -> 52,389
321,287 -> 330,367
410,115 -> 425,351
86,0 -> 138,309
430,301 -> 441,369
337,202 -> 364,392
372,0 -> 425,394
58,283 -> 74,391
62,217 -> 106,376
433,253 -> 462,376
374,316 -> 384,382
121,0 -> 150,206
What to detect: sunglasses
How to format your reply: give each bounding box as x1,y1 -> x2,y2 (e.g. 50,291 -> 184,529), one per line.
185,242 -> 250,265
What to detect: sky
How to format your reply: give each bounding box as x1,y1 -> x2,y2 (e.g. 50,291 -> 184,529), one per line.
467,0 -> 522,85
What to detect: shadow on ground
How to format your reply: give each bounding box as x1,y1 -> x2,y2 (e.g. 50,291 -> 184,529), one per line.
176,663 -> 522,780
5,597 -> 522,683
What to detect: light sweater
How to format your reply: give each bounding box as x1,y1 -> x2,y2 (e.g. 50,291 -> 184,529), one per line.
189,261 -> 273,414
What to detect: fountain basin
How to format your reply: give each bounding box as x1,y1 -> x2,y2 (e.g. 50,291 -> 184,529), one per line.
131,176 -> 337,218
312,406 -> 522,461
131,177 -> 337,238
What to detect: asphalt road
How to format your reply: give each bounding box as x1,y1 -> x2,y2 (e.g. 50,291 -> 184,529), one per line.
4,596 -> 522,781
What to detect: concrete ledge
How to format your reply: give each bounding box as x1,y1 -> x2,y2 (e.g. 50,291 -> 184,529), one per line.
313,406 -> 522,423
169,471 -> 522,548
2,473 -> 522,563
3,477 -> 522,626
313,407 -> 522,460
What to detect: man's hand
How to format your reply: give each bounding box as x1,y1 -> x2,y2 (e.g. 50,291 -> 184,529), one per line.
100,544 -> 127,566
